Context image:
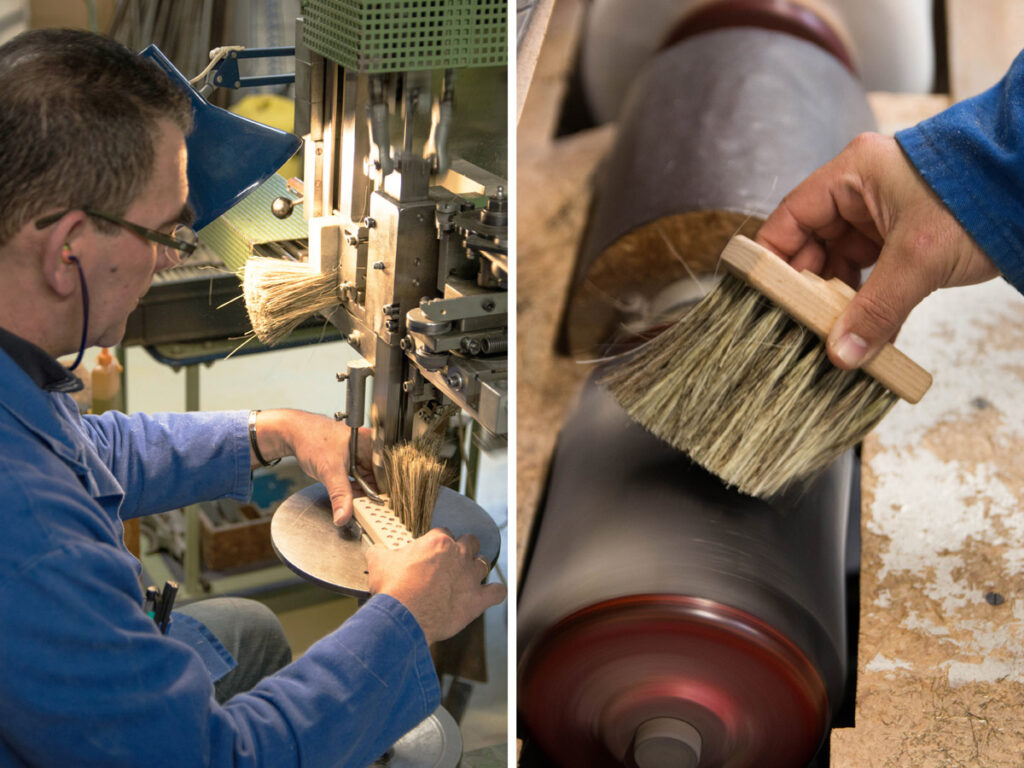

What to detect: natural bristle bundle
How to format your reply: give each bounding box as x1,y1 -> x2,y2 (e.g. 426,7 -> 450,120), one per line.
601,273 -> 898,497
383,434 -> 451,537
243,257 -> 338,345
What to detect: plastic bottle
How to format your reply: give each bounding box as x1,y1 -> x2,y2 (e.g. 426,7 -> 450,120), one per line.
91,347 -> 124,414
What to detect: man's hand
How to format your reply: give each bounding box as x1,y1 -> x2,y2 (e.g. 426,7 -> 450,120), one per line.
366,530 -> 507,644
755,132 -> 998,369
249,409 -> 374,525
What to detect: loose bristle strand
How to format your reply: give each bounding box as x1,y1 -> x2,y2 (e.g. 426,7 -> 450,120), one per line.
600,273 -> 899,497
243,257 -> 339,345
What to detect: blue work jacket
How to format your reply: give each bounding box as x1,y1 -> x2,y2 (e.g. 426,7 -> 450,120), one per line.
898,48 -> 1024,293
0,346 -> 438,767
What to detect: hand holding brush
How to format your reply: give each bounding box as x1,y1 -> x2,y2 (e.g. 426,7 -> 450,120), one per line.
366,530 -> 506,644
602,132 -> 1009,498
601,232 -> 931,498
247,409 -> 373,524
755,132 -> 999,370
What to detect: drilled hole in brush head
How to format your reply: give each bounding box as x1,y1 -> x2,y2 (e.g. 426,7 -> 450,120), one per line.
600,235 -> 929,497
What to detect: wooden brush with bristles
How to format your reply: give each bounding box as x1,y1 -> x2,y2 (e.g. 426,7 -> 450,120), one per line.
243,257 -> 338,346
352,408 -> 457,548
600,235 -> 932,498
382,434 -> 452,537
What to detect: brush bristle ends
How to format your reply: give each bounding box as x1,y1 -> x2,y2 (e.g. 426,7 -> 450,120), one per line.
721,235 -> 932,403
600,273 -> 899,498
382,436 -> 452,537
243,257 -> 338,345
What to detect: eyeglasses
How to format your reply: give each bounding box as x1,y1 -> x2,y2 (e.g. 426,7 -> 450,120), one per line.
35,208 -> 199,259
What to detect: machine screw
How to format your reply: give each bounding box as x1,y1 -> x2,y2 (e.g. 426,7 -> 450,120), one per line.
347,331 -> 361,345
363,216 -> 377,228
372,261 -> 385,270
461,337 -> 481,355
346,234 -> 359,246
385,318 -> 398,332
481,299 -> 496,312
334,411 -> 348,421
399,335 -> 413,351
336,372 -> 349,382
444,371 -> 464,391
401,379 -> 416,393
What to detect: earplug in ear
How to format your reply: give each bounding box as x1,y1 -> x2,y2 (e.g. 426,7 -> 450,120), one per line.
60,241 -> 89,371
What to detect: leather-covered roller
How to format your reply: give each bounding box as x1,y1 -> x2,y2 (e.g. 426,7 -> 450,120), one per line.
562,25 -> 876,355
518,378 -> 853,766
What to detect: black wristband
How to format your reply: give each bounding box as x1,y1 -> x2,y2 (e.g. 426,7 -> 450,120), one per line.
248,410 -> 281,468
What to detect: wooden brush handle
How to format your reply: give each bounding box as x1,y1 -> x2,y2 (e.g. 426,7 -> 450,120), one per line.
721,235 -> 932,403
353,496 -> 414,549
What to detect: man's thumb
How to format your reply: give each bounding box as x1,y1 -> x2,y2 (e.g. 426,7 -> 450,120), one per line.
826,243 -> 926,370
328,476 -> 355,526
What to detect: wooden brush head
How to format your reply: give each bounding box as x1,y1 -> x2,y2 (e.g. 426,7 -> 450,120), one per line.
598,236 -> 931,497
352,496 -> 414,549
721,235 -> 932,403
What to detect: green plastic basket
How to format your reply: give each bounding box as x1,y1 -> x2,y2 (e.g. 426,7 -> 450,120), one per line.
302,0 -> 507,73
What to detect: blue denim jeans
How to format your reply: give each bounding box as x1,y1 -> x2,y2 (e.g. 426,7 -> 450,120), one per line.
177,597 -> 292,704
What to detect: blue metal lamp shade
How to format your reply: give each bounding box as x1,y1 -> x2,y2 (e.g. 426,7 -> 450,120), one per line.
140,45 -> 301,230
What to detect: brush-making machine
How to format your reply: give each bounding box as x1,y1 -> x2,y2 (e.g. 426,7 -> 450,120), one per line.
265,0 -> 507,597
261,3 -> 509,764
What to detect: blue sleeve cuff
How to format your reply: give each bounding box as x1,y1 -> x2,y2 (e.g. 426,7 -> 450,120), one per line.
895,50 -> 1024,296
361,593 -> 441,711
896,126 -> 1024,295
226,409 -> 253,502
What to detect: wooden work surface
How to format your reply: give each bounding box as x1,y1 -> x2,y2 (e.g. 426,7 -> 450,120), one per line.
517,1 -> 1024,764
830,285 -> 1024,767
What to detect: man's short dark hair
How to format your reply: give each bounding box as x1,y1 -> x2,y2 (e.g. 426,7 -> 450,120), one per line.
0,29 -> 193,245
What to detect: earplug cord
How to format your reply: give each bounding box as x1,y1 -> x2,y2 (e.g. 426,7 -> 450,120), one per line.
63,253 -> 89,372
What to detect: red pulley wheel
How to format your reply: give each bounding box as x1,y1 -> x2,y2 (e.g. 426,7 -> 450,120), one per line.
519,595 -> 830,767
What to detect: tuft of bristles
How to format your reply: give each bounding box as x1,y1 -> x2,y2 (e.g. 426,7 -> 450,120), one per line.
243,257 -> 339,345
383,431 -> 453,537
600,273 -> 898,497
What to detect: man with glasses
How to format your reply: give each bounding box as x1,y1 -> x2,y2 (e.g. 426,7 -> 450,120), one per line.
0,29 -> 504,767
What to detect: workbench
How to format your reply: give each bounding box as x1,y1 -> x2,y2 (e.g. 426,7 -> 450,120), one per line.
517,1 -> 1024,764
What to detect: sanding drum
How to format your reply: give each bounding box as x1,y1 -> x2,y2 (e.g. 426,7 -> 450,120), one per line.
563,21 -> 875,356
518,380 -> 852,766
520,11 -> 878,768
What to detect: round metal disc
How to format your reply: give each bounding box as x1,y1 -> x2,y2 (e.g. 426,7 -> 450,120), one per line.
271,484 -> 501,597
369,706 -> 463,768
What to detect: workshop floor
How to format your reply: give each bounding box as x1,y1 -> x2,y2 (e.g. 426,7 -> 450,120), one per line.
107,339 -> 509,757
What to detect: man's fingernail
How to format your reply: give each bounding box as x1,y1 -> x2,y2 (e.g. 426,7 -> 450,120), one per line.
833,332 -> 868,367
